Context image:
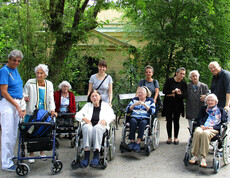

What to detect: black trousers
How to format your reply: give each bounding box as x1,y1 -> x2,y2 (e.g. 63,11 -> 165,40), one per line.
166,112 -> 180,138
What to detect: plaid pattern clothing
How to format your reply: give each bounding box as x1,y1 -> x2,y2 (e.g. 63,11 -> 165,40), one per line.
126,97 -> 155,119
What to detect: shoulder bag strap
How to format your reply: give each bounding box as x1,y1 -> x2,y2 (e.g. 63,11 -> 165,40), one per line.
96,74 -> 109,90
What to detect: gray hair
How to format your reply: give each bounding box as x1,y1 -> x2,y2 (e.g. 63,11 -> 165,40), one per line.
208,61 -> 220,69
8,50 -> 23,60
58,81 -> 72,90
139,86 -> 152,98
145,65 -> 154,73
35,64 -> 49,77
188,70 -> 200,80
176,67 -> 186,73
205,93 -> 218,105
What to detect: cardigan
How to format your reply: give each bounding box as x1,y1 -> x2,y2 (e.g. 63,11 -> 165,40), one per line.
195,106 -> 228,131
54,90 -> 76,114
23,78 -> 55,115
75,101 -> 115,130
186,82 -> 209,120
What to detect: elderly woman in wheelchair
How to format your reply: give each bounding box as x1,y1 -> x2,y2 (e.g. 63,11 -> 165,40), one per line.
125,86 -> 155,153
74,90 -> 115,168
188,94 -> 228,168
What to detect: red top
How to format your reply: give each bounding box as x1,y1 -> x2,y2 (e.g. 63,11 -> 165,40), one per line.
54,90 -> 76,115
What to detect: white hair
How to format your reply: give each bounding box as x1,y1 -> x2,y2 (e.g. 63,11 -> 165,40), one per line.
188,70 -> 200,80
58,81 -> 72,90
208,61 -> 220,69
205,93 -> 218,104
35,64 -> 49,77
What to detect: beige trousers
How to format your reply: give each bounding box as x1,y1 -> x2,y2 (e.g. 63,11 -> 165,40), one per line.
192,127 -> 218,157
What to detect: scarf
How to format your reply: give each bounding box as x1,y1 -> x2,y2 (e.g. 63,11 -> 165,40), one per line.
204,105 -> 221,127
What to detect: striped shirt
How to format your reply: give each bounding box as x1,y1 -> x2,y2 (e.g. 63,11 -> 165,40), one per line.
126,97 -> 155,119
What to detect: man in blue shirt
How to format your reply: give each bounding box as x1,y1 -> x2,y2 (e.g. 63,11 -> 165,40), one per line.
0,50 -> 26,172
209,61 -> 230,111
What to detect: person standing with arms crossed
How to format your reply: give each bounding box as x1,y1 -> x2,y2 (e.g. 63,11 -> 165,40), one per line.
0,50 -> 26,171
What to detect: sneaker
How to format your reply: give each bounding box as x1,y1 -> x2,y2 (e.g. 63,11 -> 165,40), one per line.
127,142 -> 135,150
200,156 -> 207,167
40,154 -> 47,161
133,143 -> 141,152
189,156 -> 198,164
2,165 -> 16,172
28,158 -> 35,164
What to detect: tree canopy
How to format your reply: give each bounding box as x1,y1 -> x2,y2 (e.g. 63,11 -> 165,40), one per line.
0,0 -> 114,85
118,0 -> 230,86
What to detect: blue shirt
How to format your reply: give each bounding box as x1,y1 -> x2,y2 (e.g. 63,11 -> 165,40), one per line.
126,97 -> 155,119
0,65 -> 23,99
38,87 -> 45,109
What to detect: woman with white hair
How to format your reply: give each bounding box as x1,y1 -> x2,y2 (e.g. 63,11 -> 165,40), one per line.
54,81 -> 76,114
23,64 -> 56,163
189,94 -> 228,167
126,86 -> 155,152
186,70 -> 209,129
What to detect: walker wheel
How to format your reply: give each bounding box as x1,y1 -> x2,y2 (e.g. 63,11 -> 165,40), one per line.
51,160 -> 63,174
16,163 -> 30,176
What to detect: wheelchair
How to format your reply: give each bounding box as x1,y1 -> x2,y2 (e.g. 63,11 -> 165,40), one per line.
183,120 -> 230,173
15,116 -> 63,176
119,113 -> 160,156
55,112 -> 78,148
71,121 -> 116,169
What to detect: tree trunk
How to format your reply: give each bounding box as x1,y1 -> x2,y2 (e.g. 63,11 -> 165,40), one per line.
49,33 -> 72,83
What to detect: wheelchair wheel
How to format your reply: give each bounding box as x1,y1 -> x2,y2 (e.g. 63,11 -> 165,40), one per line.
108,125 -> 116,161
51,160 -> 63,174
73,135 -> 84,167
71,159 -> 79,170
213,158 -> 220,174
184,136 -> 193,166
16,163 -> 30,176
151,118 -> 160,150
120,125 -> 130,152
103,136 -> 108,164
213,140 -> 221,173
223,129 -> 230,165
183,152 -> 190,166
71,136 -> 76,148
145,145 -> 151,156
